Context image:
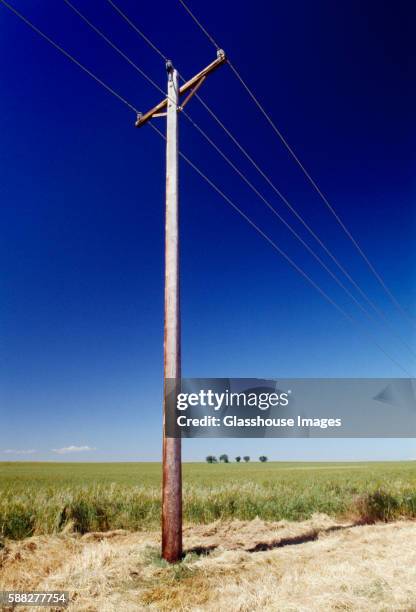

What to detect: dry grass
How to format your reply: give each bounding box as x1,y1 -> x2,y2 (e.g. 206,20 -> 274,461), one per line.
1,516 -> 416,611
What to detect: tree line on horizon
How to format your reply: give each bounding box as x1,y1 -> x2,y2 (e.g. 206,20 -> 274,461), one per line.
205,455 -> 268,463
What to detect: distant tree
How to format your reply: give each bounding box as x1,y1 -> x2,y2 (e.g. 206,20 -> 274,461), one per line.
235,456 -> 241,462
219,454 -> 229,463
243,456 -> 250,463
206,455 -> 217,463
259,456 -> 268,463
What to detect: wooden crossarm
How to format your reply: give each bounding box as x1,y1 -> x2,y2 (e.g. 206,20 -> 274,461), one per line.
135,51 -> 226,127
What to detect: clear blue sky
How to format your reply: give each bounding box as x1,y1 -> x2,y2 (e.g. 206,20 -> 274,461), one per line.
1,0 -> 415,461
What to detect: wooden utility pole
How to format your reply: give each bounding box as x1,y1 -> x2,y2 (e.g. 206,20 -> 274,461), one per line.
136,50 -> 226,563
162,61 -> 182,563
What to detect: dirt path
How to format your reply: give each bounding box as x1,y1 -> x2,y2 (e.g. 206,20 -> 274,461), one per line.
1,515 -> 416,611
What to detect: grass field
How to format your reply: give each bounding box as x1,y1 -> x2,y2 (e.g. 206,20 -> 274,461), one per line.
1,461 -> 416,539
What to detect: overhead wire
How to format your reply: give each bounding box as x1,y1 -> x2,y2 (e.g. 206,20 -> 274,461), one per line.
106,0 -> 168,62
65,0 -> 415,370
0,0 -> 139,113
103,0 -> 416,360
149,121 -> 412,376
62,0 -> 165,97
181,108 -> 416,361
0,0 -> 411,374
177,0 -> 416,328
66,1 -> 372,322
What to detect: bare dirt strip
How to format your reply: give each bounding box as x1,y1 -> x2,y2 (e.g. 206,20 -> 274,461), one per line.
1,515 -> 416,611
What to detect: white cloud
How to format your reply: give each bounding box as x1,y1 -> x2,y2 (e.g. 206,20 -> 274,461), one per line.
52,445 -> 96,454
3,449 -> 36,455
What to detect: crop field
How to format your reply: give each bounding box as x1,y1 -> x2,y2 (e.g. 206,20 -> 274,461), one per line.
1,461 -> 416,540
2,461 -> 416,610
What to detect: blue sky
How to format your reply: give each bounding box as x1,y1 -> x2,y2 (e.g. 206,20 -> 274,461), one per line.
1,0 -> 415,461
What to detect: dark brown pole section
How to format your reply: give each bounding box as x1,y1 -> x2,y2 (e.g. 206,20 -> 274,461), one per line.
162,62 -> 182,563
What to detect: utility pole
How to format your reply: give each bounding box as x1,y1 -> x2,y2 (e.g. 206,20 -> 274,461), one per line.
136,50 -> 226,563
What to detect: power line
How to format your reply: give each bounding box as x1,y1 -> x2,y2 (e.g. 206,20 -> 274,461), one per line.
72,2 -> 375,326
149,121 -> 412,377
104,0 -> 416,360
188,93 -> 416,361
1,0 -> 411,374
0,0 -> 139,114
62,0 -> 165,97
106,0 -> 168,62
177,0 -> 221,50
178,0 -> 416,328
182,107 -> 416,360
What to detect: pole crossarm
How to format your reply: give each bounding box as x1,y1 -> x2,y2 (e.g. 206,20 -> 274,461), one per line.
135,49 -> 226,127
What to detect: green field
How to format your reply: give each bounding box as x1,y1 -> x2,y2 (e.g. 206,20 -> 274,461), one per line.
1,461 -> 416,539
